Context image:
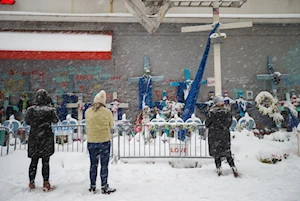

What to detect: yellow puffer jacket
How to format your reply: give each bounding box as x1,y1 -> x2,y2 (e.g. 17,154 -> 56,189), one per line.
85,106 -> 114,143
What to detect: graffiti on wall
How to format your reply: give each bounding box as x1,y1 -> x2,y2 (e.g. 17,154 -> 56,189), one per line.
0,69 -> 27,92
0,65 -> 123,96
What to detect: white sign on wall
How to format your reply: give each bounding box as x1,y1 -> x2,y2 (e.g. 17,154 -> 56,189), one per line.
207,77 -> 215,87
169,143 -> 189,156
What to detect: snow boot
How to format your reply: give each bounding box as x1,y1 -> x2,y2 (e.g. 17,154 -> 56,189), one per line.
101,184 -> 116,194
232,167 -> 239,178
43,181 -> 54,191
28,182 -> 35,190
216,167 -> 222,176
89,185 -> 97,194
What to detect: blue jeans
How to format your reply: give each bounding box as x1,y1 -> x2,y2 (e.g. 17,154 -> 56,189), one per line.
88,141 -> 111,187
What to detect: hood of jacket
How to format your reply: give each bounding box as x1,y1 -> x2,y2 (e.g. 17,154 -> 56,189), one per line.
35,89 -> 51,106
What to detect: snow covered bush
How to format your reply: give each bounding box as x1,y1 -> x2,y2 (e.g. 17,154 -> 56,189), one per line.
257,145 -> 290,164
257,147 -> 282,164
263,131 -> 289,142
272,131 -> 289,142
263,134 -> 274,141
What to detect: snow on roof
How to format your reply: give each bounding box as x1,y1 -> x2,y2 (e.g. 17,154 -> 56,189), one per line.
0,11 -> 300,19
0,32 -> 112,52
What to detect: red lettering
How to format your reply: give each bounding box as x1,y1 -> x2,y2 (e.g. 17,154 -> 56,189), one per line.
9,69 -> 15,75
61,82 -> 68,87
170,147 -> 188,153
79,85 -> 84,92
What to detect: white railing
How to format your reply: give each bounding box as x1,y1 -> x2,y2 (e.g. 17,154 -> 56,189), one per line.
0,114 -> 212,160
115,113 -> 210,159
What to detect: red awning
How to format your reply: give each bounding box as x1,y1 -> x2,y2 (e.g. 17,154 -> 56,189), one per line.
0,31 -> 112,60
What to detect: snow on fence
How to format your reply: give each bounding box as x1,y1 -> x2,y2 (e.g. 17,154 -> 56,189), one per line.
115,126 -> 209,159
0,124 -> 88,156
0,115 -> 89,156
0,114 -> 211,160
115,114 -> 211,159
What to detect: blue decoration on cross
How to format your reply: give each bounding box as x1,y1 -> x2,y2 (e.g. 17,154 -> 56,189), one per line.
170,68 -> 193,103
128,55 -> 164,110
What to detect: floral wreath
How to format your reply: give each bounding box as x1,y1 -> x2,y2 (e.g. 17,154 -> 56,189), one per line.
255,91 -> 283,123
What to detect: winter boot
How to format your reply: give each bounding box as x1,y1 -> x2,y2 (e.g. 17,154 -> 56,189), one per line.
232,166 -> 239,178
216,167 -> 222,176
89,185 -> 96,194
28,182 -> 35,190
101,184 -> 116,194
43,181 -> 54,191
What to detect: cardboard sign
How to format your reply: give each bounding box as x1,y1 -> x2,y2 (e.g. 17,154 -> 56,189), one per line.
207,77 -> 215,87
170,143 -> 189,156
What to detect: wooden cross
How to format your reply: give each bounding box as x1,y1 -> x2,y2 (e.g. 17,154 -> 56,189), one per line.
65,92 -> 129,122
256,56 -> 291,98
65,94 -> 84,122
128,55 -> 164,109
106,92 -> 129,122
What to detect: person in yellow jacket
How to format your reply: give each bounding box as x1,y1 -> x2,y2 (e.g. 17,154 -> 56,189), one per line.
85,90 -> 116,194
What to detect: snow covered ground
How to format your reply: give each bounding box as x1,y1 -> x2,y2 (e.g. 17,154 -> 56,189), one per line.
1,130 -> 300,201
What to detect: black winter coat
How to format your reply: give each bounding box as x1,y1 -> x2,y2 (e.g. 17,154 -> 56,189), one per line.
25,89 -> 59,159
205,106 -> 232,158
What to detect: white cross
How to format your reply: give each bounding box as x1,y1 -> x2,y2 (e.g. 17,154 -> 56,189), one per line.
65,95 -> 84,122
181,2 -> 252,95
106,92 -> 129,122
65,92 -> 129,123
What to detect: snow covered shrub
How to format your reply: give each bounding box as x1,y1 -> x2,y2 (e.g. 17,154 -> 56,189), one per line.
263,134 -> 274,141
257,145 -> 290,164
272,131 -> 289,142
257,147 -> 283,164
263,131 -> 289,142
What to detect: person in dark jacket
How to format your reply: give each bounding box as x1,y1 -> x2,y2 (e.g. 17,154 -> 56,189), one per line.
205,95 -> 238,177
25,89 -> 59,190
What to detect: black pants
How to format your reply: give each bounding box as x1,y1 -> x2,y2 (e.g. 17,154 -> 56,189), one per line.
214,151 -> 235,169
29,157 -> 50,183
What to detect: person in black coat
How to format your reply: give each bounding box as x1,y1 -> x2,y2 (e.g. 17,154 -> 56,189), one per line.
205,95 -> 238,177
25,89 -> 59,190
